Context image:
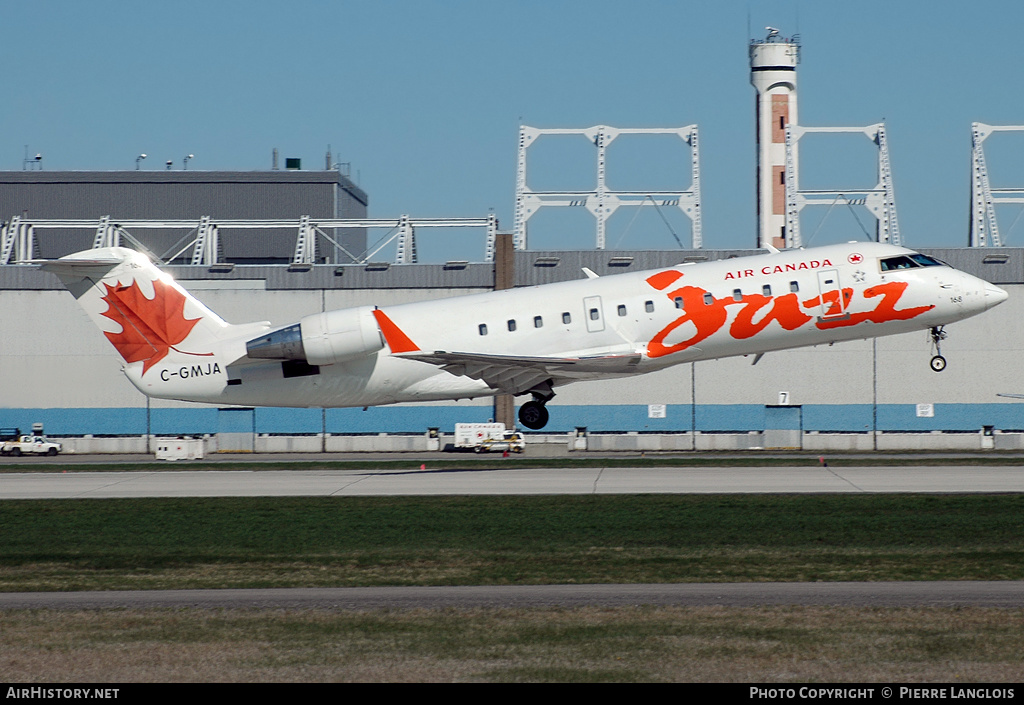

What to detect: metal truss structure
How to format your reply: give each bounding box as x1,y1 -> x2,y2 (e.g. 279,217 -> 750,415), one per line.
0,214 -> 499,266
969,122 -> 1024,247
513,124 -> 702,250
784,122 -> 901,248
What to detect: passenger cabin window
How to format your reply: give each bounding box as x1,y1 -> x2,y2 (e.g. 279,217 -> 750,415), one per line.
478,324 -> 488,336
562,312 -> 572,324
589,308 -> 600,321
507,319 -> 517,332
674,297 -> 684,309
790,281 -> 799,293
762,284 -> 772,297
534,316 -> 543,328
703,293 -> 714,305
617,304 -> 627,317
732,289 -> 743,302
645,300 -> 654,313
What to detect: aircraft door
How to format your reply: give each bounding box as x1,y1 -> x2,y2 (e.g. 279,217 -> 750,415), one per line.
816,270 -> 848,320
583,296 -> 605,333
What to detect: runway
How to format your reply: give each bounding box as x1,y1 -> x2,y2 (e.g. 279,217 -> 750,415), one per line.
1,581 -> 1022,610
3,463 -> 1024,499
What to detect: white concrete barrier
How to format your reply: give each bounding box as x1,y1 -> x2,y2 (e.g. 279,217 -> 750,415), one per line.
42,430 -> 1024,455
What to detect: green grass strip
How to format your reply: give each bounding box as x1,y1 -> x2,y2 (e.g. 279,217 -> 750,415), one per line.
2,494 -> 1023,591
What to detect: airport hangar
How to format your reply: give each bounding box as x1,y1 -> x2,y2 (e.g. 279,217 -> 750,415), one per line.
1,169 -> 1023,453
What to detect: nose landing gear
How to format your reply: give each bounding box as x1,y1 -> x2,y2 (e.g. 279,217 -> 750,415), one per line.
929,326 -> 947,372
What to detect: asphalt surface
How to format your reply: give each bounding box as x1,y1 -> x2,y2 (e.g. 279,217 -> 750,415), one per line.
2,582 -> 1022,610
4,464 -> 1024,498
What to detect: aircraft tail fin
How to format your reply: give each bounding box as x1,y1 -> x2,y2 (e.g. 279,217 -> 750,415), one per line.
42,247 -> 263,377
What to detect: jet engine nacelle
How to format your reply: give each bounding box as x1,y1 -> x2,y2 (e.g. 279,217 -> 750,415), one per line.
301,306 -> 385,366
246,305 -> 384,366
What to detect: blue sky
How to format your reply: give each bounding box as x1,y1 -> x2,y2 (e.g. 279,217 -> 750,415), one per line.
5,1 -> 1024,261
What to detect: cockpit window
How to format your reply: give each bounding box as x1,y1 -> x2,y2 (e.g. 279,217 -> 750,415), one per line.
880,253 -> 949,271
879,256 -> 917,271
908,253 -> 948,267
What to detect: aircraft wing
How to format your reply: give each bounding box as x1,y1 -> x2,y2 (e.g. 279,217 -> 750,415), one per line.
397,350 -> 643,395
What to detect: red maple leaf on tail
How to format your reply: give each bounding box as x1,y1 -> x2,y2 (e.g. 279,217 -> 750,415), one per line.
100,278 -> 208,375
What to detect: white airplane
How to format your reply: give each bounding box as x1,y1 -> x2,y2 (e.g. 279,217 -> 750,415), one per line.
42,241 -> 1007,430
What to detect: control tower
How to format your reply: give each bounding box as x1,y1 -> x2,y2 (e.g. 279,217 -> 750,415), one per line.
750,28 -> 800,249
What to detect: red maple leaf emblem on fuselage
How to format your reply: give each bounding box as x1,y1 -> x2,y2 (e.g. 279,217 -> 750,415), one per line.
100,278 -> 208,375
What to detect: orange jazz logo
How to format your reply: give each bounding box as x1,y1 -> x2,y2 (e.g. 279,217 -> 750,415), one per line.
642,268 -> 933,359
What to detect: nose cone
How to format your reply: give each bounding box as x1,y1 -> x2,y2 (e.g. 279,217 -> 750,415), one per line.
953,272 -> 1008,318
985,284 -> 1009,310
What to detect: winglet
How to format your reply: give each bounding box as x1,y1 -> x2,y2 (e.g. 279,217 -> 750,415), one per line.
372,309 -> 421,353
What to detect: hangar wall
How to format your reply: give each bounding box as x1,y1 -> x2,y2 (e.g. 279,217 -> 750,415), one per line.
2,258 -> 1021,438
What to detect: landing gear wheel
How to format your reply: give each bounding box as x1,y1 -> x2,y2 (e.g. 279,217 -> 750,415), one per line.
518,400 -> 550,430
928,326 -> 948,372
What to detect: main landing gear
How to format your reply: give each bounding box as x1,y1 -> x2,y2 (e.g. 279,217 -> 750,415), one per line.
518,400 -> 549,430
929,326 -> 948,372
518,381 -> 555,430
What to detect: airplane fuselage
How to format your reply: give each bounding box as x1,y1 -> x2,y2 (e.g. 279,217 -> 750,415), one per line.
125,241 -> 1005,410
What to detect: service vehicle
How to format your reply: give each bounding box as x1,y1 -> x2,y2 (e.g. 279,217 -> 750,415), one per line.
454,422 -> 507,450
475,430 -> 525,454
1,434 -> 62,456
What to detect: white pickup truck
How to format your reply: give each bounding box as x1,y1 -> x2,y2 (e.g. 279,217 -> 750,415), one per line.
1,434 -> 62,456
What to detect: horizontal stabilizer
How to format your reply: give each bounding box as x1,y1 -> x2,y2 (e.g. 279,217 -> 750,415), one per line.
37,256 -> 124,276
